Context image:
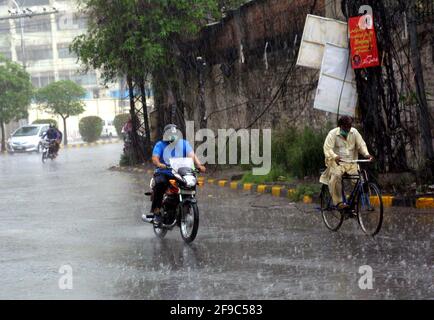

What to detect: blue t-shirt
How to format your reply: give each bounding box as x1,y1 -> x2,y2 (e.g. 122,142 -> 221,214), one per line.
152,139 -> 193,174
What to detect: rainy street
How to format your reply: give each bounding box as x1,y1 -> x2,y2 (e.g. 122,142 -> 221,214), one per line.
0,143 -> 432,300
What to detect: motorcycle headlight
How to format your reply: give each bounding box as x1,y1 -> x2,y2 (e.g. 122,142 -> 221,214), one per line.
184,175 -> 197,187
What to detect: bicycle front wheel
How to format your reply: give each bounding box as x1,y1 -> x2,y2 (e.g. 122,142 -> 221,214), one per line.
357,183 -> 383,236
321,184 -> 343,232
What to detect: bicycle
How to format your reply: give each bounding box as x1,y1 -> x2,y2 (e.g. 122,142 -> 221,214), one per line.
320,160 -> 384,236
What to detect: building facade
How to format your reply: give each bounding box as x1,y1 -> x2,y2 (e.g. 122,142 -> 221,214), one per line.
0,0 -> 153,142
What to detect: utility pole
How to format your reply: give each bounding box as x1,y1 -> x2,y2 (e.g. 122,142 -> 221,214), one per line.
407,0 -> 434,178
0,3 -> 58,69
196,56 -> 207,129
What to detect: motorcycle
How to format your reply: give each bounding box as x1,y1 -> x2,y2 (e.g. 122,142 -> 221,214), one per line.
144,158 -> 200,243
41,139 -> 57,163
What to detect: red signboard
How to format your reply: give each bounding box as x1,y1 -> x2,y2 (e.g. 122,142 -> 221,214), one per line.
349,15 -> 380,69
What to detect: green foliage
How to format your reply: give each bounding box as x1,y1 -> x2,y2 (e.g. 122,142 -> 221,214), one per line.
32,119 -> 58,127
241,166 -> 292,184
0,56 -> 33,124
119,153 -> 131,167
35,80 -> 86,119
71,0 -> 222,84
288,184 -> 322,202
79,116 -> 103,142
113,113 -> 130,137
272,126 -> 330,178
240,125 -> 331,184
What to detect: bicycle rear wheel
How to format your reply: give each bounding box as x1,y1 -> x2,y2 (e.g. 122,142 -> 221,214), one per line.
357,182 -> 383,236
321,184 -> 343,232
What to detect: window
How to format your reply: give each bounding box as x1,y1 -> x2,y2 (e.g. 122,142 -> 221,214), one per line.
23,16 -> 51,33
57,43 -> 76,59
17,45 -> 52,61
0,48 -> 11,60
17,0 -> 50,6
56,14 -> 88,31
0,20 -> 10,33
31,72 -> 54,88
58,70 -> 71,81
13,126 -> 39,137
70,72 -> 97,86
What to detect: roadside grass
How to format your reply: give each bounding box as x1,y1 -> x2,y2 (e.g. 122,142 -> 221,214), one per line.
241,165 -> 293,184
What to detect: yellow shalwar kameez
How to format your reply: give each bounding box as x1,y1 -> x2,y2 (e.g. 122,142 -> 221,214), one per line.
320,127 -> 370,205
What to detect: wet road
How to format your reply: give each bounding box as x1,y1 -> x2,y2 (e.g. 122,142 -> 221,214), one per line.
0,144 -> 432,299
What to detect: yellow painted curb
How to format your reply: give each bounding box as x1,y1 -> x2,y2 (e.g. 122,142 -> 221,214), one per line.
288,189 -> 296,198
208,179 -> 216,184
369,195 -> 393,208
243,183 -> 253,191
257,185 -> 267,193
272,186 -> 283,197
303,195 -> 313,204
416,198 -> 434,209
230,182 -> 239,190
382,196 -> 393,208
218,180 -> 228,187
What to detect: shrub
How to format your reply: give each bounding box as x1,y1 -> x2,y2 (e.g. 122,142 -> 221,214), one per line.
32,119 -> 58,127
79,116 -> 103,142
241,165 -> 292,184
113,113 -> 130,137
288,184 -> 322,202
240,125 -> 331,182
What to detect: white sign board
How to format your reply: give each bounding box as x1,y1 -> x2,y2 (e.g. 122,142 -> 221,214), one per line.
296,14 -> 349,69
314,43 -> 358,116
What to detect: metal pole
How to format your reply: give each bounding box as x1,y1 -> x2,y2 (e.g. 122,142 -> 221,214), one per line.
10,0 -> 25,69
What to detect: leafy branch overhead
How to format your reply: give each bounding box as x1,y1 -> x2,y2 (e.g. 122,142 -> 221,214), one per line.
70,0 -> 245,83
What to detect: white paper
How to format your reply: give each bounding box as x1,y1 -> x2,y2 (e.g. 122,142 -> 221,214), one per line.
296,14 -> 349,69
314,43 -> 358,116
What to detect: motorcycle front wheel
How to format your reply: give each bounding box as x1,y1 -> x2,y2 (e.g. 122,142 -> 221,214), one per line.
180,202 -> 199,243
41,150 -> 48,163
153,225 -> 168,239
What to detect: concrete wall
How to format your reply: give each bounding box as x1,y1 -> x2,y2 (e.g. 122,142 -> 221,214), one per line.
177,0 -> 333,133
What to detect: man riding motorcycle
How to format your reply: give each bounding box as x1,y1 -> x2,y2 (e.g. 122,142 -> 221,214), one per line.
43,124 -> 61,157
142,124 -> 206,225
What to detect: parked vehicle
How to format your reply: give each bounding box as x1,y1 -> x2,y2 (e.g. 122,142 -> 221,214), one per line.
41,139 -> 57,163
101,119 -> 118,138
7,124 -> 50,153
144,158 -> 200,243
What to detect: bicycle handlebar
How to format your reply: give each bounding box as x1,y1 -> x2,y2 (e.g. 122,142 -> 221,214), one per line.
339,159 -> 373,164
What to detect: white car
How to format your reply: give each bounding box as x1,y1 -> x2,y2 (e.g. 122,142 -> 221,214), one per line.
101,119 -> 118,138
7,124 -> 50,153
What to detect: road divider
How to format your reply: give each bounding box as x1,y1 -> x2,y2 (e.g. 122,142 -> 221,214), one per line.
108,165 -> 434,209
63,139 -> 121,149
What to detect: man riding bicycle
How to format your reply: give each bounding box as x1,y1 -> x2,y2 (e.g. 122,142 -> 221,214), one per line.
142,124 -> 206,225
320,116 -> 373,210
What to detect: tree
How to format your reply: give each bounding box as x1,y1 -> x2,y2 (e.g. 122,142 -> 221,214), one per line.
0,56 -> 33,152
35,80 -> 86,146
71,0 -> 233,162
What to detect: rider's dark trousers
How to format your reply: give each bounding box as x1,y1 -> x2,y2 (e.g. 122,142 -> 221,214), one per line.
151,173 -> 169,212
